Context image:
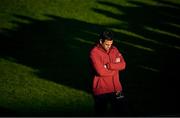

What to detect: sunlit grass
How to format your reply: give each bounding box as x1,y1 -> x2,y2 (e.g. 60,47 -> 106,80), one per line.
116,40 -> 155,52
137,65 -> 159,72
0,58 -> 93,116
74,38 -> 95,45
145,26 -> 180,39
167,23 -> 180,29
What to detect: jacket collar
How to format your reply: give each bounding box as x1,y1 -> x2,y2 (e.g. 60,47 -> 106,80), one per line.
96,43 -> 114,54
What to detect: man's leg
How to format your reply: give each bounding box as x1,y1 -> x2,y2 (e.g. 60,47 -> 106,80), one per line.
94,94 -> 108,116
110,92 -> 129,116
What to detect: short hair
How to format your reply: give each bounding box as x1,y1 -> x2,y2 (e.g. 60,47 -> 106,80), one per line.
99,31 -> 113,42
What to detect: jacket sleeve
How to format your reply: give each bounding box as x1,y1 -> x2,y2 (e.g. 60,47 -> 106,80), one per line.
90,51 -> 115,77
108,49 -> 126,71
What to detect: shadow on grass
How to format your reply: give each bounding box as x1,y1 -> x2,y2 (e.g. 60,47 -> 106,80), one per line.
0,14 -> 108,94
0,107 -> 18,116
0,0 -> 180,116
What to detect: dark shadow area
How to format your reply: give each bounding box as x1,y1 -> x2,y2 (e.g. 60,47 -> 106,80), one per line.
0,107 -> 18,116
0,14 -> 108,94
93,0 -> 180,116
0,0 -> 180,116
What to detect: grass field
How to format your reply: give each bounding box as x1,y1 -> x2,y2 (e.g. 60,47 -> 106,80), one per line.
0,0 -> 180,116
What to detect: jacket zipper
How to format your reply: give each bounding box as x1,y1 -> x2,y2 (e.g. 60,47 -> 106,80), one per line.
108,53 -> 116,92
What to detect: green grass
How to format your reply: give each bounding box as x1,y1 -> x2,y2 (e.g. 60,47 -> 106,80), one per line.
0,0 -> 180,116
0,58 -> 93,116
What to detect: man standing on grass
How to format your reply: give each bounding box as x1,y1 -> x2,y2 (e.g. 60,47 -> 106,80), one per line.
89,31 -> 127,116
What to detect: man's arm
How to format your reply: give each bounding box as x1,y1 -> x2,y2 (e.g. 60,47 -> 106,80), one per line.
107,50 -> 126,71
90,51 -> 115,77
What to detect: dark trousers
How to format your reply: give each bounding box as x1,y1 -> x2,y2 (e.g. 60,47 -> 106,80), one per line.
94,92 -> 128,116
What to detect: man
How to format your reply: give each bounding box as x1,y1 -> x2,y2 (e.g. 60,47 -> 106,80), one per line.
89,31 -> 126,116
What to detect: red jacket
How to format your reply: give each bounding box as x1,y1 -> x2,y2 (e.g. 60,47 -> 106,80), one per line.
90,44 -> 126,95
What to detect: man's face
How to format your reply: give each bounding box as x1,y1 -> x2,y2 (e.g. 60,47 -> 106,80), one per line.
101,39 -> 113,51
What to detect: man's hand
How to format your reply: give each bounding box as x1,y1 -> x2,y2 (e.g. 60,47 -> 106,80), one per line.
116,91 -> 121,95
116,91 -> 124,99
104,64 -> 107,69
115,57 -> 121,63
